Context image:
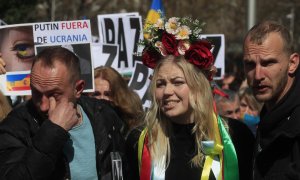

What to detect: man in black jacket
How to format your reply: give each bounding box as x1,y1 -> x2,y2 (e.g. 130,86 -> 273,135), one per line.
0,47 -> 126,179
243,21 -> 300,179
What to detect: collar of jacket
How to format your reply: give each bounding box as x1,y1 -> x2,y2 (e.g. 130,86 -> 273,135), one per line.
258,68 -> 300,148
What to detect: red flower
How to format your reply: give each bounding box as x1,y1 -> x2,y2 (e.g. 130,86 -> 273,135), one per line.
184,40 -> 214,69
161,32 -> 179,56
142,47 -> 162,69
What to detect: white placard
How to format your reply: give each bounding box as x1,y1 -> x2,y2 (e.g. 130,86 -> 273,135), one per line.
33,20 -> 92,45
92,43 -> 119,69
97,13 -> 143,76
128,61 -> 153,110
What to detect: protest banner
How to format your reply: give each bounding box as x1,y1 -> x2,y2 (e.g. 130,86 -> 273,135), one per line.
128,61 -> 153,109
92,43 -> 119,68
0,20 -> 94,96
97,13 -> 143,77
33,20 -> 91,45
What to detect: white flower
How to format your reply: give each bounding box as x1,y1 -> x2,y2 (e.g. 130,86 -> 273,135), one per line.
165,17 -> 180,35
141,16 -> 207,59
175,26 -> 191,40
154,18 -> 164,29
177,40 -> 191,55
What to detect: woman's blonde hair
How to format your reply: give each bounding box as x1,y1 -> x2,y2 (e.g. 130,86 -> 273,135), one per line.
94,66 -> 144,130
239,87 -> 263,112
146,55 -> 215,167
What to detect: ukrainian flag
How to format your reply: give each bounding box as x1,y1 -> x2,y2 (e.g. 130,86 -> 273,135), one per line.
145,0 -> 165,25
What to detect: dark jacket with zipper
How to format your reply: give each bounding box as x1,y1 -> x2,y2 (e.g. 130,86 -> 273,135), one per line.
0,95 -> 127,180
253,68 -> 300,180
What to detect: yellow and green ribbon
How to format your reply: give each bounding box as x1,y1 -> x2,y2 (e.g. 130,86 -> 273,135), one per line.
138,114 -> 239,180
217,114 -> 239,180
201,114 -> 239,180
201,141 -> 223,180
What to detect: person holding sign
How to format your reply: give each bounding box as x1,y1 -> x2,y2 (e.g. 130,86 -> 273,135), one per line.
0,26 -> 34,72
0,47 -> 127,180
126,17 -> 254,180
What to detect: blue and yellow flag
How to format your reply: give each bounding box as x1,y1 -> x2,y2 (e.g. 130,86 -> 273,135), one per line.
144,0 -> 165,39
145,0 -> 165,25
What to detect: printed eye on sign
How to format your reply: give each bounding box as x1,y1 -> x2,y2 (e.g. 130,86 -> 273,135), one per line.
200,34 -> 225,80
0,20 -> 94,96
97,13 -> 143,77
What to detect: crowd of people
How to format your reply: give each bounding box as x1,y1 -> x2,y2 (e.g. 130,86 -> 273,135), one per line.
0,17 -> 299,180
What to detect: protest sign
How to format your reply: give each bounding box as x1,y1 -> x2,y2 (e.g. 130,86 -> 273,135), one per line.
0,71 -> 31,96
97,13 -> 143,77
33,20 -> 91,45
128,61 -> 153,109
92,43 -> 119,68
0,20 -> 94,96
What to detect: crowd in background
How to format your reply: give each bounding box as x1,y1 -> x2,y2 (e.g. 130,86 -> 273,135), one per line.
0,30 -> 263,180
0,18 -> 299,180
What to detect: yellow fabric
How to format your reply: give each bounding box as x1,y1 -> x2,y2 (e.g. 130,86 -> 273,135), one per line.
201,142 -> 223,180
138,128 -> 148,173
144,10 -> 161,39
201,155 -> 214,180
145,10 -> 161,25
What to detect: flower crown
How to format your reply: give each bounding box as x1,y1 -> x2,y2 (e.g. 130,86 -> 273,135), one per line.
141,16 -> 215,71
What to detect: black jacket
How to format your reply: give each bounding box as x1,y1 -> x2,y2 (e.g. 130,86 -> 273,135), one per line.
253,69 -> 300,180
0,95 -> 126,180
227,118 -> 255,180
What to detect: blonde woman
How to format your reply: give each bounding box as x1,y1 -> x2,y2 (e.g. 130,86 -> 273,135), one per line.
126,16 -> 254,180
239,87 -> 263,135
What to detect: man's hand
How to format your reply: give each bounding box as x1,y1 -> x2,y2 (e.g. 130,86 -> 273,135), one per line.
0,54 -> 7,74
48,97 -> 80,131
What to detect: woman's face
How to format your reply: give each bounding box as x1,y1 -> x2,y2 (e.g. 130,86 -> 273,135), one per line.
154,61 -> 192,124
240,97 -> 259,116
0,28 -> 34,72
92,77 -> 111,101
240,97 -> 248,114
